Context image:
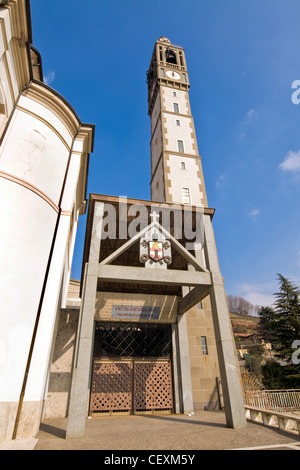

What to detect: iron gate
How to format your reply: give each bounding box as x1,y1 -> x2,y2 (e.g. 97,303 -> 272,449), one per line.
90,359 -> 173,415
89,322 -> 173,415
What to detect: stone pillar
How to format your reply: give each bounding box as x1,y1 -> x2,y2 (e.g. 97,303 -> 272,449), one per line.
66,202 -> 104,438
176,311 -> 194,414
203,214 -> 246,429
171,323 -> 181,414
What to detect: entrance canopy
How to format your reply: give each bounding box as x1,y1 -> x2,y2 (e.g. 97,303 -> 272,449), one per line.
67,193 -> 247,438
81,194 -> 215,302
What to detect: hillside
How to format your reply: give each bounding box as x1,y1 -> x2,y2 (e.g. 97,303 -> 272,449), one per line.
230,311 -> 259,335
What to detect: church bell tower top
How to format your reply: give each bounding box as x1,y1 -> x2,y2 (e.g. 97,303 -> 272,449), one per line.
157,36 -> 171,44
147,37 -> 189,114
156,37 -> 184,49
147,37 -> 208,208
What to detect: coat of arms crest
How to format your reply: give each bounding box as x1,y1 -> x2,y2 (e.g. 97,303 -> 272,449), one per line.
139,212 -> 172,267
140,237 -> 172,267
149,240 -> 164,262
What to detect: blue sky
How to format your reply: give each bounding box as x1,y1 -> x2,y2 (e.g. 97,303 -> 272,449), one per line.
30,0 -> 300,307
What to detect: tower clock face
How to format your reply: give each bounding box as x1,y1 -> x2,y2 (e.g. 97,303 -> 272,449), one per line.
166,70 -> 181,80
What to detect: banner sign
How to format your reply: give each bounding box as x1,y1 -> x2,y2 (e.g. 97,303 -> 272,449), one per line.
112,305 -> 160,320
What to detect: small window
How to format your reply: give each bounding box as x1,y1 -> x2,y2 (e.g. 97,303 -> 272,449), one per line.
179,51 -> 184,67
180,161 -> 186,169
172,91 -> 177,97
201,336 -> 208,355
182,187 -> 191,204
176,119 -> 181,126
177,140 -> 184,153
159,47 -> 163,61
182,73 -> 187,83
173,102 -> 179,113
160,68 -> 165,77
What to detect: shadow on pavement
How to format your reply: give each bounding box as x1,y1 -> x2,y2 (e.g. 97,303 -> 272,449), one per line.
39,422 -> 66,439
136,413 -> 227,428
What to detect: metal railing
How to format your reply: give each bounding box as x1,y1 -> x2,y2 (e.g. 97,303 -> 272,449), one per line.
244,389 -> 300,414
241,368 -> 300,435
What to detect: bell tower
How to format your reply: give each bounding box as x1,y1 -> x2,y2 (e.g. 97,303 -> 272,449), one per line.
147,37 -> 207,207
146,37 -> 247,429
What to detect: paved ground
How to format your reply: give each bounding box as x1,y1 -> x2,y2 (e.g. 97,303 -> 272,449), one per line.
1,411 -> 299,451
28,411 -> 300,451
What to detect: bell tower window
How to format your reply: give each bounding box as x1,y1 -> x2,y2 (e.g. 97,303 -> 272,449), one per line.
182,187 -> 191,204
177,140 -> 184,153
165,49 -> 177,64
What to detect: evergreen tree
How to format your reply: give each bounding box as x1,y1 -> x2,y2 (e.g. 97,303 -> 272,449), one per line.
272,274 -> 300,359
258,274 -> 300,389
258,306 -> 277,345
258,274 -> 300,360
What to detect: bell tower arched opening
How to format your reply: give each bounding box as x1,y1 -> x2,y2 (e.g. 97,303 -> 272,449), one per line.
165,48 -> 177,64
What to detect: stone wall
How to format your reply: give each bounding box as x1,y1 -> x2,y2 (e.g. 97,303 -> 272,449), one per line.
42,308 -> 79,419
186,295 -> 221,410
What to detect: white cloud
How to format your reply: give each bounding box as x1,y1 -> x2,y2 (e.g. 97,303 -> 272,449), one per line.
216,171 -> 228,188
44,70 -> 55,86
249,208 -> 260,218
239,282 -> 275,307
246,108 -> 258,119
279,149 -> 300,172
234,108 -> 259,140
244,292 -> 274,307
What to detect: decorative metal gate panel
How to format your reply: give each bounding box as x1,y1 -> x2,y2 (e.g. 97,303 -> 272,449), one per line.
134,360 -> 173,413
90,359 -> 173,415
90,361 -> 133,414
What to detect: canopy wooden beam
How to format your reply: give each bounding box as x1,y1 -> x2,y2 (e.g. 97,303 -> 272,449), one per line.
98,264 -> 211,287
178,285 -> 211,315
